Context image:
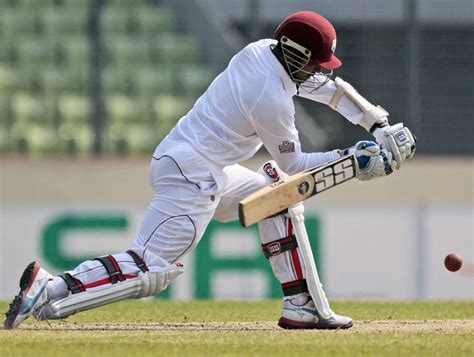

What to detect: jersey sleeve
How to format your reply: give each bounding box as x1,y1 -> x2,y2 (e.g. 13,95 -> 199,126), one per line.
297,77 -> 364,126
249,86 -> 340,175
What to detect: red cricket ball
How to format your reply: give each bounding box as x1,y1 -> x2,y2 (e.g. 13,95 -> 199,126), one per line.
444,253 -> 463,272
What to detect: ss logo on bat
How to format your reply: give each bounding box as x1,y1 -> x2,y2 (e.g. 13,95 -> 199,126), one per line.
315,158 -> 355,192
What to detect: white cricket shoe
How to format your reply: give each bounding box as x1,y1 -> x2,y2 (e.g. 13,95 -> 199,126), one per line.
278,294 -> 353,329
4,262 -> 52,329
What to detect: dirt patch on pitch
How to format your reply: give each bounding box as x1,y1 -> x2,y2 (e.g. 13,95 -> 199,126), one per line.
354,320 -> 474,333
19,320 -> 474,332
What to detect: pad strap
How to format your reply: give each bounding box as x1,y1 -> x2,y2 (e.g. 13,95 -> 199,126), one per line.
282,279 -> 309,296
59,273 -> 86,295
261,234 -> 298,259
126,250 -> 149,273
94,255 -> 125,284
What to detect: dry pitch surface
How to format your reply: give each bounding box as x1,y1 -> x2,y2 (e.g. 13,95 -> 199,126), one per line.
18,319 -> 474,333
1,300 -> 473,356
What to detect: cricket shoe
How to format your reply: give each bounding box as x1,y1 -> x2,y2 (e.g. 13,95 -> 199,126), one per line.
278,294 -> 353,329
4,262 -> 52,329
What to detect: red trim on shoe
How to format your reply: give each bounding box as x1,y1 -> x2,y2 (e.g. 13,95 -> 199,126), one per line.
17,263 -> 41,320
83,274 -> 137,289
27,264 -> 42,293
278,316 -> 353,330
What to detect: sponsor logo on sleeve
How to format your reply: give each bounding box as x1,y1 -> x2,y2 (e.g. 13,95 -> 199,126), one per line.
278,141 -> 295,154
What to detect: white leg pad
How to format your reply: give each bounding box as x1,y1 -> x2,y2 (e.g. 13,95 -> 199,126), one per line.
288,203 -> 334,320
45,264 -> 183,319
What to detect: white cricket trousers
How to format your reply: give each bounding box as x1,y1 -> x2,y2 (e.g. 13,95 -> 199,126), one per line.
46,139 -> 307,301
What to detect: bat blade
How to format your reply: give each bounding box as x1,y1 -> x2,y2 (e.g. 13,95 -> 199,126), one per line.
238,154 -> 357,227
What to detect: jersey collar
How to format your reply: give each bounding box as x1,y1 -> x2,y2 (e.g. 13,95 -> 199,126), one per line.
266,44 -> 298,96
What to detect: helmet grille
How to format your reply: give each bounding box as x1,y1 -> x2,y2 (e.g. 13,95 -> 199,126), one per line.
279,36 -> 332,93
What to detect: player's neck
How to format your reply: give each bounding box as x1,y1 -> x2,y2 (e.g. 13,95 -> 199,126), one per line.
271,44 -> 287,70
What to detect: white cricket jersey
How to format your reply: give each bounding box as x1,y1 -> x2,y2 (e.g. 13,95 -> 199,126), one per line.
157,39 -> 364,175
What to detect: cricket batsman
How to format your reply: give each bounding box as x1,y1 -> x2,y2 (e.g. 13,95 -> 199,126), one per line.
5,11 -> 415,330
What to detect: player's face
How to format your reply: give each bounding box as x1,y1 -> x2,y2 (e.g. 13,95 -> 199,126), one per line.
294,59 -> 322,81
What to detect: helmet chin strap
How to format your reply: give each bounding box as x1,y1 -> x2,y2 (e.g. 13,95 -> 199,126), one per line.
278,36 -> 332,93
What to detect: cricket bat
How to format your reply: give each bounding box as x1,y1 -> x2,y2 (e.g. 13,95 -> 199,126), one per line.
238,154 -> 358,227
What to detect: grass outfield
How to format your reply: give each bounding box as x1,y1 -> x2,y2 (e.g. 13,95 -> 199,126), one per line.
1,300 -> 473,356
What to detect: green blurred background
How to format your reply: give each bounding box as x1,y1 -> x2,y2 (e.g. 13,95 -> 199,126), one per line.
0,0 -> 472,157
0,0 -> 216,156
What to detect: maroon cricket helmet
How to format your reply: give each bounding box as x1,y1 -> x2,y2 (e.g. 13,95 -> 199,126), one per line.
274,11 -> 342,70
